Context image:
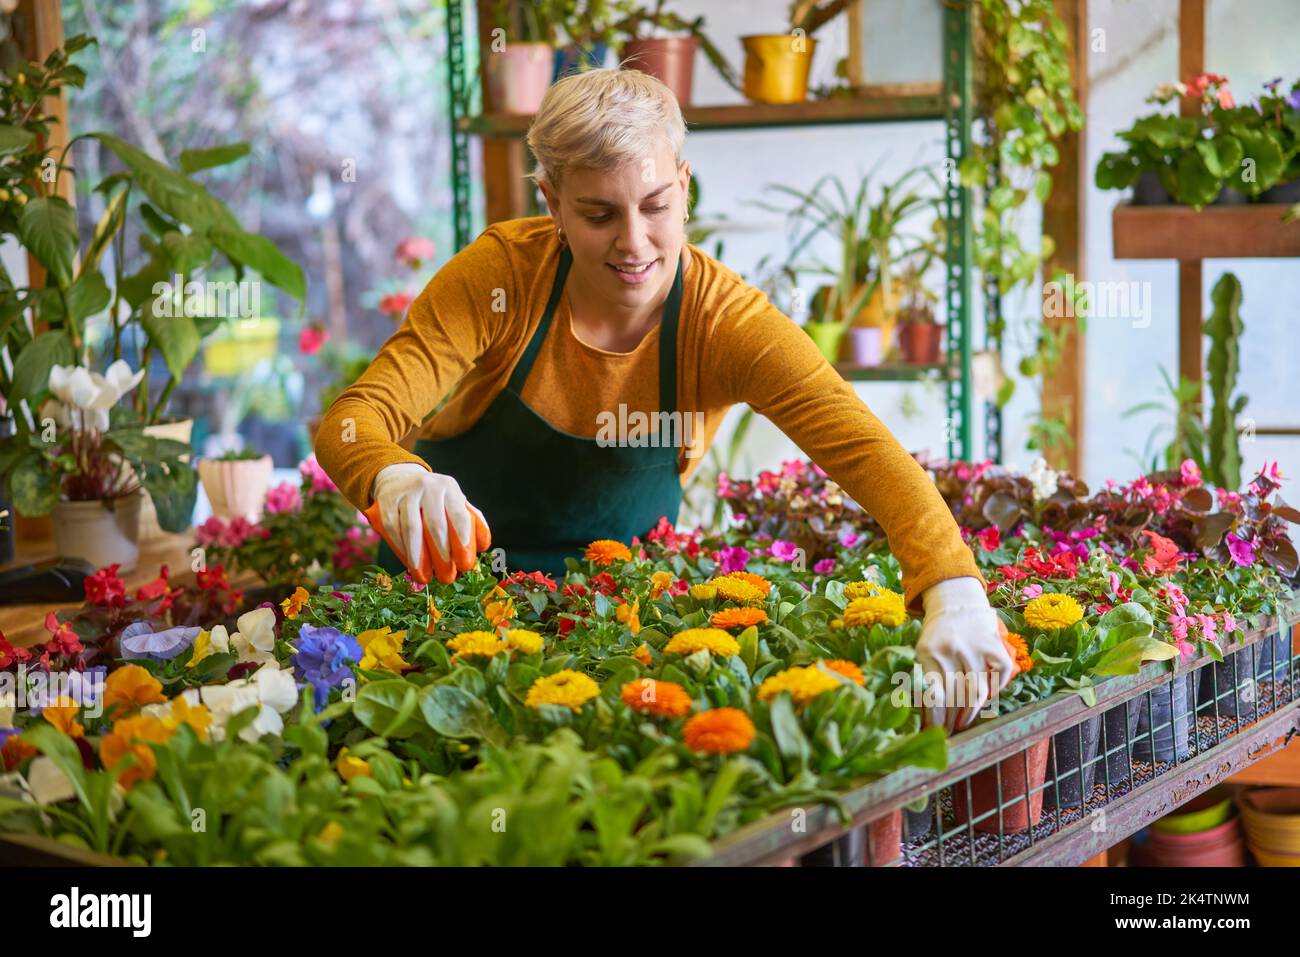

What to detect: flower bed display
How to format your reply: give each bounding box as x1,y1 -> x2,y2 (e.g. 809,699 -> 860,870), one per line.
0,456 -> 1295,866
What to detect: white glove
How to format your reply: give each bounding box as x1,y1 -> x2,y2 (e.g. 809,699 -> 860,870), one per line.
916,576 -> 1016,735
370,463 -> 487,571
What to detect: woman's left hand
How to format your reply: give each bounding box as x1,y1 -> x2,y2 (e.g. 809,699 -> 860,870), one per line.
915,577 -> 1016,735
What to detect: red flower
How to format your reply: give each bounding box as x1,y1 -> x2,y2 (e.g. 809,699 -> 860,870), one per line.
505,570 -> 557,592
976,526 -> 1001,552
84,564 -> 127,608
379,292 -> 414,319
998,564 -> 1029,581
1140,530 -> 1182,575
558,616 -> 576,636
562,583 -> 588,599
589,572 -> 618,595
196,564 -> 231,593
298,324 -> 329,355
0,631 -> 32,670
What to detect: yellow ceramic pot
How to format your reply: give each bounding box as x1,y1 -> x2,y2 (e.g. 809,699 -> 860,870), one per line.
742,35 -> 816,104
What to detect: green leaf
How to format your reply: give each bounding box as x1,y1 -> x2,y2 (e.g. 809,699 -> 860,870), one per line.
141,308 -> 200,380
0,125 -> 36,156
66,271 -> 110,322
1092,637 -> 1179,676
179,142 -> 251,174
420,683 -> 504,743
9,328 -> 73,402
737,625 -> 758,675
90,133 -> 238,234
161,231 -> 215,274
768,695 -> 810,766
19,197 -> 79,286
9,454 -> 57,515
354,679 -> 424,738
141,462 -> 197,533
209,225 -> 306,303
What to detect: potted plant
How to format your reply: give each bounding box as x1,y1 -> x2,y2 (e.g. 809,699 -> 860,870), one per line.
0,361 -> 194,572
486,0 -> 556,115
741,1 -> 848,104
197,448 -> 275,523
551,0 -> 638,80
611,1 -> 739,105
894,257 -> 943,364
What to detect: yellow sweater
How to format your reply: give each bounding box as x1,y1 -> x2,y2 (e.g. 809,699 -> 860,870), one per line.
315,216 -> 982,608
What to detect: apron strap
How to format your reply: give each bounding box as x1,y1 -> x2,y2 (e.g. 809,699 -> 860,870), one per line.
508,246 -> 573,395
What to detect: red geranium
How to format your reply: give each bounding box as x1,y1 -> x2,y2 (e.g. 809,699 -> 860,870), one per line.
976,526 -> 1001,552
84,564 -> 127,608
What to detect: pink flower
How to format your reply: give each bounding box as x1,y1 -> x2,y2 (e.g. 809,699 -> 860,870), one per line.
1176,639 -> 1196,661
196,516 -> 226,546
1197,613 -> 1218,642
717,546 -> 750,573
769,540 -> 799,562
1022,583 -> 1043,600
1223,613 -> 1238,634
1225,532 -> 1255,567
299,454 -> 338,494
379,292 -> 415,320
1217,87 -> 1235,109
839,530 -> 860,549
976,526 -> 1001,552
1169,614 -> 1191,642
1179,459 -> 1202,487
813,558 -> 835,574
395,237 -> 435,267
226,516 -> 259,546
264,481 -> 302,514
298,325 -> 329,355
716,471 -> 733,499
1164,584 -> 1188,607
1216,488 -> 1242,510
1108,572 -> 1122,595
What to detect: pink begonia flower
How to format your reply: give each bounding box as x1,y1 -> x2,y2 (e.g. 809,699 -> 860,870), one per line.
196,516 -> 226,546
1225,532 -> 1255,567
1217,86 -> 1235,109
395,236 -> 436,266
1222,613 -> 1238,634
813,558 -> 835,574
1176,639 -> 1196,661
1022,584 -> 1043,600
718,546 -> 750,573
264,481 -> 302,514
1169,614 -> 1190,642
769,540 -> 799,562
1197,613 -> 1218,642
839,530 -> 860,548
1179,458 -> 1202,487
299,454 -> 338,494
298,325 -> 328,355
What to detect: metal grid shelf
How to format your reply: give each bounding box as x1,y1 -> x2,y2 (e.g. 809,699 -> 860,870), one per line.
834,362 -> 952,382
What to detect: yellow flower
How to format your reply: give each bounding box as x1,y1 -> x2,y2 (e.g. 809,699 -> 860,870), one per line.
756,665 -> 844,707
337,748 -> 372,781
427,595 -> 441,626
484,596 -> 516,632
650,570 -> 675,600
447,630 -> 508,659
99,715 -> 173,789
317,821 -> 346,847
708,576 -> 765,607
585,539 -> 632,566
375,573 -> 393,593
187,629 -> 213,669
357,627 -> 410,672
160,695 -> 213,741
689,584 -> 718,601
844,580 -> 884,599
525,670 -> 600,711
616,598 -> 641,635
104,665 -> 166,713
281,586 -> 310,619
721,571 -> 772,597
43,697 -> 83,737
710,607 -> 768,630
841,590 -> 908,628
632,643 -> 653,666
503,628 -> 543,655
1024,593 -> 1083,630
664,627 -> 740,658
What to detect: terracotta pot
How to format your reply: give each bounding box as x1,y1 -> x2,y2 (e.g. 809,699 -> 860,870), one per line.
485,41 -> 552,115
52,491 -> 143,573
951,738 -> 1050,833
136,418 -> 194,542
866,809 -> 902,866
1143,814 -> 1246,866
622,36 -> 697,105
198,455 -> 274,522
742,35 -> 816,104
898,322 -> 943,364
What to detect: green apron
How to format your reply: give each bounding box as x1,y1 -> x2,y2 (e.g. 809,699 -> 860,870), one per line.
377,246 -> 685,577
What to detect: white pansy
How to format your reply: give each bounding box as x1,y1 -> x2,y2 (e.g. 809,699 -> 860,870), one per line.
1026,457 -> 1059,502
208,625 -> 231,654
200,667 -> 298,743
141,688 -> 200,722
236,607 -> 277,653
27,757 -> 77,805
253,666 -> 299,714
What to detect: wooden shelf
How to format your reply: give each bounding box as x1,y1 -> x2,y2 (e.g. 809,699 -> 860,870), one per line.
835,362 -> 951,382
461,92 -> 947,139
1112,203 -> 1300,260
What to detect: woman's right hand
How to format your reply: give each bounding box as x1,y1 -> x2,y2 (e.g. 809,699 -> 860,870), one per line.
371,463 -> 490,573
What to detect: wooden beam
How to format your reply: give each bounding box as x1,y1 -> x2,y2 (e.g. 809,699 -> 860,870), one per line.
476,0 -> 530,224
1112,204 -> 1300,259
1177,0 -> 1205,400
1040,0 -> 1087,476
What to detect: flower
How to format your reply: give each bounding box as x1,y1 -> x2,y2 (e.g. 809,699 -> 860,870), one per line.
447,630 -> 508,660
525,670 -> 600,711
298,324 -> 329,355
84,564 -> 126,607
757,665 -> 845,707
682,709 -> 755,754
821,660 -> 865,685
264,482 -> 302,514
1021,583 -> 1043,600
620,679 -> 692,718
336,748 -> 372,782
230,607 -> 278,663
291,624 -> 362,709
717,546 -> 750,573
200,664 -> 299,742
47,360 -> 144,431
841,590 -> 907,628
1179,458 -> 1202,487
843,580 -> 883,599
1023,593 -> 1083,630
356,626 -> 410,672
1225,532 -> 1256,567
43,697 -> 84,737
1,733 -> 37,772
976,526 -> 1001,552
99,714 -> 173,789
1140,530 -> 1183,575
664,628 -> 740,657
119,623 -> 201,662
483,594 -> 516,631
649,570 -> 675,600
1001,630 -> 1033,675
632,643 -> 653,666
769,539 -> 800,562
503,628 -> 544,655
281,586 -> 310,619
615,598 -> 641,635
396,236 -> 436,267
1026,457 -> 1059,502
299,454 -> 338,494
710,607 -> 768,630
813,558 -> 836,575
585,539 -> 632,566
689,584 -> 718,601
709,576 -> 765,606
104,665 -> 166,713
378,291 -> 414,319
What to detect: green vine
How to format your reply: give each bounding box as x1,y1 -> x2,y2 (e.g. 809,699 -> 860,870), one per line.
1205,272 -> 1246,491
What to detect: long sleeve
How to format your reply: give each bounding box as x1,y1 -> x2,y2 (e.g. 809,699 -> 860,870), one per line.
314,229 -> 515,509
712,285 -> 982,611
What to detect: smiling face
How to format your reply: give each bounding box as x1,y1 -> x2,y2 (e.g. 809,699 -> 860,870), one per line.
539,139 -> 691,316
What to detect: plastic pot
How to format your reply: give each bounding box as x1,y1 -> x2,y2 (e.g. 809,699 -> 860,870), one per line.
622,36 -> 697,105
1098,698 -> 1142,789
52,491 -> 143,574
741,35 -> 816,104
198,454 -> 275,522
485,42 -> 552,115
951,738 -> 1051,833
1153,788 -> 1234,834
1043,714 -> 1102,810
1131,671 -> 1199,765
845,326 -> 884,366
898,321 -> 943,364
1260,177 -> 1300,203
135,417 -> 194,542
903,795 -> 934,843
554,42 -> 609,80
1200,648 -> 1261,717
804,321 -> 844,362
1131,170 -> 1171,205
799,810 -> 902,867
1212,185 -> 1249,206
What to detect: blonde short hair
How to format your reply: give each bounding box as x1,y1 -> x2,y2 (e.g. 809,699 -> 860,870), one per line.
526,68 -> 686,187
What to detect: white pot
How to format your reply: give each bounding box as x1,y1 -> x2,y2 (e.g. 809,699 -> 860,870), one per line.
53,491 -> 143,573
136,418 -> 194,542
198,455 -> 274,521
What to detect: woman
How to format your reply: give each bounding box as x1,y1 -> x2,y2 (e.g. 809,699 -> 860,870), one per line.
316,69 -> 1012,732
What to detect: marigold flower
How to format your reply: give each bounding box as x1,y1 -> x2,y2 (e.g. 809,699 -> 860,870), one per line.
683,708 -> 755,754
822,660 -> 865,685
337,748 -> 372,781
689,584 -> 718,601
844,580 -> 884,599
664,627 -> 740,657
104,664 -> 166,713
447,630 -> 507,659
632,643 -> 653,666
757,665 -> 844,707
585,539 -> 632,566
650,570 -> 675,600
710,606 -> 768,630
100,715 -> 173,790
841,590 -> 907,628
1024,593 -> 1083,631
525,670 -> 601,711
620,678 -> 692,718
43,697 -> 84,738
1001,629 -> 1033,675
721,571 -> 772,597
281,586 -> 310,619
503,628 -> 544,655
357,626 -> 410,672
708,576 -> 765,606
616,597 -> 642,635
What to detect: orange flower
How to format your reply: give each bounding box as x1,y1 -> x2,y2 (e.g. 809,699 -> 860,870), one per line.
281,586 -> 310,619
481,586 -> 516,632
585,539 -> 632,566
822,660 -> 865,685
1000,626 -> 1033,676
104,664 -> 166,713
710,606 -> 768,630
1,735 -> 37,771
620,678 -> 693,718
650,570 -> 674,600
632,643 -> 653,666
99,715 -> 174,790
616,597 -> 641,635
43,697 -> 85,737
683,708 -> 756,754
722,571 -> 771,597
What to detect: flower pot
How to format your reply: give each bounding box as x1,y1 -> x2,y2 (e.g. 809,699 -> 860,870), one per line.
1212,185 -> 1249,206
135,418 -> 195,543
903,795 -> 934,844
1098,698 -> 1142,789
1251,632 -> 1294,686
485,41 -> 552,115
52,492 -> 143,573
741,35 -> 816,104
1043,714 -> 1102,810
1131,170 -> 1171,205
844,326 -> 884,367
622,36 -> 697,105
1153,788 -> 1233,834
1143,812 -> 1246,866
800,827 -> 864,867
553,42 -> 609,81
1260,177 -> 1300,204
198,455 -> 274,522
866,809 -> 902,865
1198,644 -> 1283,717
951,738 -> 1051,833
898,321 -> 943,364
1131,671 -> 1199,765
804,321 -> 845,362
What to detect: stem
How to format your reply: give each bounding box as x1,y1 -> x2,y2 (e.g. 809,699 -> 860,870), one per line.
151,376 -> 177,425
135,346 -> 151,418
